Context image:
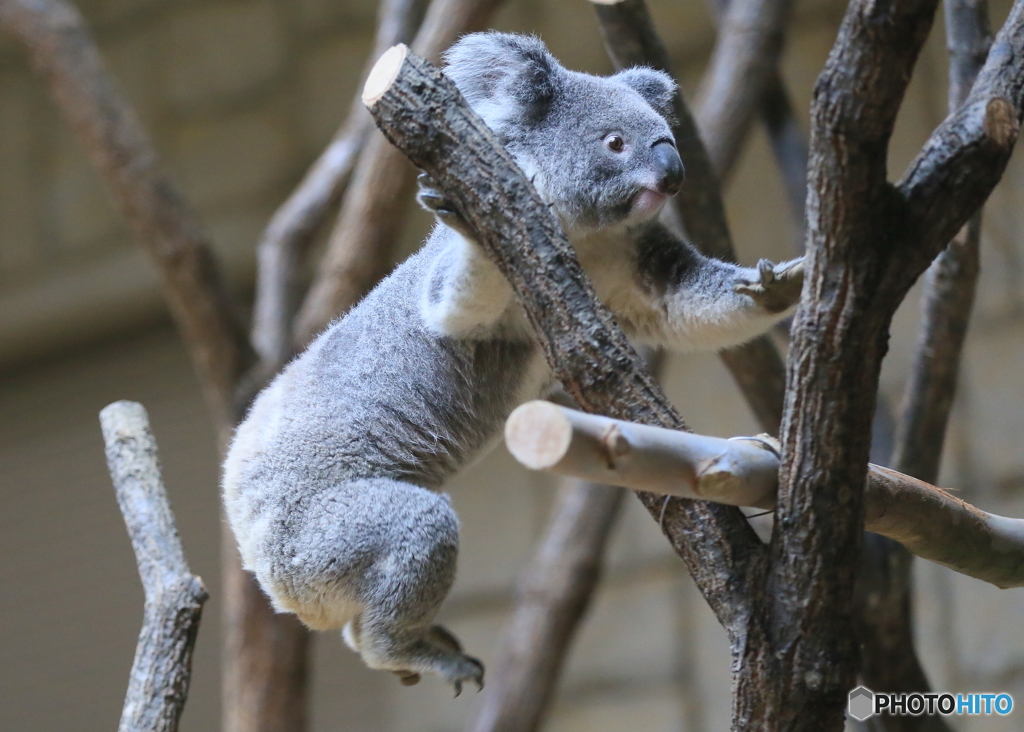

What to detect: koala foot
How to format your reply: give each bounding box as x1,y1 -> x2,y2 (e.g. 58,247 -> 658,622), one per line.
427,625 -> 484,697
417,172 -> 477,241
735,256 -> 805,314
384,624 -> 484,696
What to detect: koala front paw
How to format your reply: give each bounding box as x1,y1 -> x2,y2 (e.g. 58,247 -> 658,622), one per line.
735,256 -> 805,314
417,172 -> 477,241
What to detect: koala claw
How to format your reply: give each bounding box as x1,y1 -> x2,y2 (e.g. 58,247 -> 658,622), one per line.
450,655 -> 485,697
417,172 -> 476,241
735,256 -> 805,314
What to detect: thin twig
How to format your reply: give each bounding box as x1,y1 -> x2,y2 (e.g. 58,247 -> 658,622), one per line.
250,0 -> 430,369
293,0 -> 508,345
100,401 -> 208,732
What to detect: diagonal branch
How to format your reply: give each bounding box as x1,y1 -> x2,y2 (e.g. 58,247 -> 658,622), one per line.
0,0 -> 255,437
466,481 -> 625,732
293,0 -> 508,345
591,0 -> 791,434
696,0 -> 794,179
250,0 -> 430,369
100,401 -> 208,732
362,44 -> 766,633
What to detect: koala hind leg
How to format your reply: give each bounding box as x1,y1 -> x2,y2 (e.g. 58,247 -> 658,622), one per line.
316,478 -> 483,694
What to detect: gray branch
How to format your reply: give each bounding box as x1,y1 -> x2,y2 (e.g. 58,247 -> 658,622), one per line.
466,481 -> 624,732
696,0 -> 793,179
293,0 -> 509,346
250,0 -> 430,370
100,401 -> 208,732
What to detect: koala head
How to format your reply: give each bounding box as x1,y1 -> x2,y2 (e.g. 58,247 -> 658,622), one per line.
444,32 -> 683,232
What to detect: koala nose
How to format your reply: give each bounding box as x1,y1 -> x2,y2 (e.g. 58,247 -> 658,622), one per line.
652,141 -> 684,196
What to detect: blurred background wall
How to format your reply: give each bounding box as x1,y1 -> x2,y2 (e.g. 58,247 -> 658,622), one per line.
1,0 -> 1023,730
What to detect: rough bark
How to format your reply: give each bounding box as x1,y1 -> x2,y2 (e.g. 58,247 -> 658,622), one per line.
731,0 -> 1024,729
363,44 -> 765,634
858,4 -> 992,729
466,481 -> 625,732
100,401 -> 208,732
294,0 -> 508,345
591,0 -> 788,434
250,0 -> 429,369
0,0 -> 254,437
504,400 -> 1024,589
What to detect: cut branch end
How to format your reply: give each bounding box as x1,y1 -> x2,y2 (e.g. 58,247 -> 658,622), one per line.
363,44 -> 409,107
506,401 -> 573,470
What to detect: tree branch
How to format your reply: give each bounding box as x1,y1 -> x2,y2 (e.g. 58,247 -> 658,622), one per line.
362,43 -> 765,633
0,0 -> 255,436
591,0 -> 790,434
467,481 -> 625,732
250,0 -> 429,369
857,5 -> 992,729
293,0 -> 508,345
100,401 -> 208,732
696,0 -> 793,179
504,401 -> 1024,590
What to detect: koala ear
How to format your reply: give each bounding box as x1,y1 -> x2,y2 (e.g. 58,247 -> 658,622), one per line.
613,67 -> 676,122
443,32 -> 561,126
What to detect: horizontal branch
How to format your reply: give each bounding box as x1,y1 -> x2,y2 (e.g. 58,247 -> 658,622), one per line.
506,401 -> 1024,590
100,401 -> 208,732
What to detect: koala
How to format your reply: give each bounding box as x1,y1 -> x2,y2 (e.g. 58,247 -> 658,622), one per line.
223,32 -> 803,696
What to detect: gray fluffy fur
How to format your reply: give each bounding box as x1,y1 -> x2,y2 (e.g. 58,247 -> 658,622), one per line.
223,32 -> 803,694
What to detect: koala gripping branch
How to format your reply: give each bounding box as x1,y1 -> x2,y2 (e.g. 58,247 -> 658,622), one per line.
362,45 -> 766,629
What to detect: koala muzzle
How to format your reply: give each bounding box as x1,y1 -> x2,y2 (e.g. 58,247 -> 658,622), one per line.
652,141 -> 684,196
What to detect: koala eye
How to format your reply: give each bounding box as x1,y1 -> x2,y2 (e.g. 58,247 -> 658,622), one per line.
604,134 -> 626,153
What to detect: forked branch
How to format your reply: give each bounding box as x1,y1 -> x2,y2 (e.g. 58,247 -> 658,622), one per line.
250,0 -> 430,369
100,401 -> 208,732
